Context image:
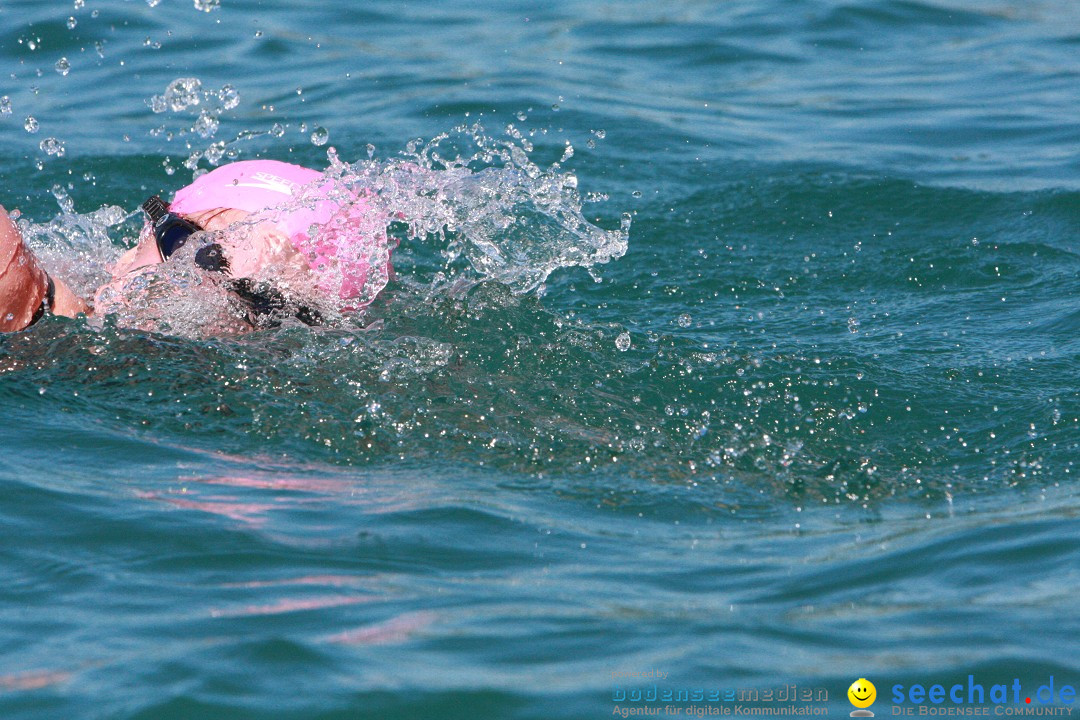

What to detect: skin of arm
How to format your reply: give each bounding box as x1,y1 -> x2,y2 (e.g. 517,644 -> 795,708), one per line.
0,206 -> 89,331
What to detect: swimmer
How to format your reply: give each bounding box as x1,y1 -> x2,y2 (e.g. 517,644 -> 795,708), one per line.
0,159 -> 391,333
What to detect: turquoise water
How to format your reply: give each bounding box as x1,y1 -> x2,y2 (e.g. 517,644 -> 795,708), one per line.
2,0 -> 1080,717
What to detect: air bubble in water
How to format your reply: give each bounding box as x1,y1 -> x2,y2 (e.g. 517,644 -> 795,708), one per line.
616,332 -> 631,352
310,126 -> 329,146
55,57 -> 71,76
847,317 -> 860,333
39,138 -> 66,156
73,0 -> 85,7
677,313 -> 692,328
147,0 -> 161,5
270,123 -> 285,137
24,116 -> 39,133
366,143 -> 376,159
0,97 -> 11,116
66,16 -> 77,29
193,0 -> 220,11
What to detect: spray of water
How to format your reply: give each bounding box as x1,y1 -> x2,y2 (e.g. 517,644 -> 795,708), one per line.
15,122 -> 629,337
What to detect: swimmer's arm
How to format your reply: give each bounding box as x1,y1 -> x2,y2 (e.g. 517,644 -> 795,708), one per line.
0,205 -> 90,332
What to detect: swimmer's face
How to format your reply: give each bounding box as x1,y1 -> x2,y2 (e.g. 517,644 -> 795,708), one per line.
128,207 -> 251,270
848,679 -> 876,708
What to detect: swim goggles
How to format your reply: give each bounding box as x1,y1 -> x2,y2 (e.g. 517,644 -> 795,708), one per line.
139,195 -> 320,326
141,195 -> 227,270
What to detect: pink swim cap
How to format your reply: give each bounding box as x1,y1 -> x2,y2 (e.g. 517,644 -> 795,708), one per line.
169,159 -> 390,304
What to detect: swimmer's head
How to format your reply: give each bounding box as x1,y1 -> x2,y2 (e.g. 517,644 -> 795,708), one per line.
148,160 -> 392,304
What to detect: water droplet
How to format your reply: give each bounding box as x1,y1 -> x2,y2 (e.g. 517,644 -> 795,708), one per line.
310,126 -> 329,146
146,0 -> 161,6
551,103 -> 560,111
632,190 -> 642,198
4,313 -> 14,322
219,84 -> 239,110
192,109 -> 219,138
615,332 -> 631,352
254,29 -> 264,38
66,16 -> 77,29
73,0 -> 85,7
94,41 -> 105,58
193,0 -> 220,11
24,116 -> 39,133
593,129 -> 606,139
677,313 -> 692,328
270,123 -> 285,137
516,111 -> 527,121
204,140 -> 226,165
0,97 -> 11,116
39,137 -> 66,157
366,143 -> 376,159
55,57 -> 71,76
152,77 -> 202,113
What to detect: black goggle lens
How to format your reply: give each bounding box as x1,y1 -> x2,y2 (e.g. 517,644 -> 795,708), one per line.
156,221 -> 200,259
142,195 -> 203,261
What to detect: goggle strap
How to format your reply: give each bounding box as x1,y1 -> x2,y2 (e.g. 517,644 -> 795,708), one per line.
141,195 -> 170,226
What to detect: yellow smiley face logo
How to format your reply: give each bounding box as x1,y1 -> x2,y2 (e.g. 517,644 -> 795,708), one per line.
848,678 -> 876,708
